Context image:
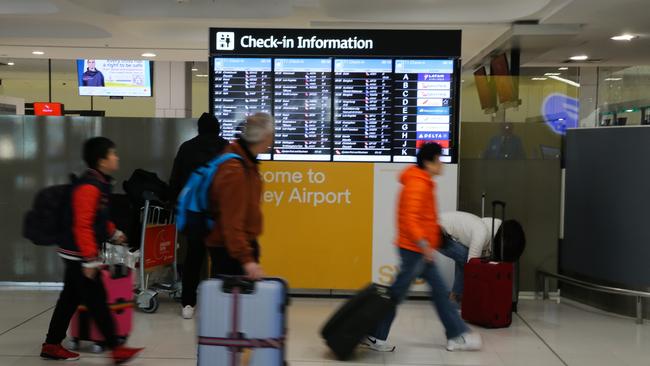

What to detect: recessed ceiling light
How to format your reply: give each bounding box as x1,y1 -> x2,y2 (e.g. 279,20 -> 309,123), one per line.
544,72 -> 562,76
625,109 -> 634,112
558,67 -> 569,71
605,77 -> 622,81
191,68 -> 198,71
141,52 -> 156,57
570,55 -> 589,61
7,62 -> 15,66
32,51 -> 44,55
611,34 -> 637,41
532,77 -> 548,81
195,74 -> 208,77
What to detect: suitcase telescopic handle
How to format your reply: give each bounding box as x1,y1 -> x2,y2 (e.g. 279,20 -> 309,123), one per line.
220,276 -> 256,294
491,200 -> 506,261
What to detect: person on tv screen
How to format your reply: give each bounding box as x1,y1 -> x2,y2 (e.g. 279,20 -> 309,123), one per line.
82,59 -> 105,87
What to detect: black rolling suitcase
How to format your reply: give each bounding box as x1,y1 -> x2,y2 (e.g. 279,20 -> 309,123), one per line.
320,283 -> 395,360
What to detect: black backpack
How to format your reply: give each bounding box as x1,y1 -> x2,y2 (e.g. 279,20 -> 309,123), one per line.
22,179 -> 75,246
122,169 -> 169,206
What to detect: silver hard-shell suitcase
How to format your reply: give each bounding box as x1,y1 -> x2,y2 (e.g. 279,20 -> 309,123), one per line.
197,277 -> 288,366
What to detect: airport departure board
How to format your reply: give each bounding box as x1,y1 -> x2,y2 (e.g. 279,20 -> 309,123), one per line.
210,28 -> 461,163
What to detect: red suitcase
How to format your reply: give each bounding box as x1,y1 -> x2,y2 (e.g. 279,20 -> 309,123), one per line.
461,200 -> 514,328
461,258 -> 513,328
69,266 -> 134,349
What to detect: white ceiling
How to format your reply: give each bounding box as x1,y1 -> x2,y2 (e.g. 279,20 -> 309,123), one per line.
0,0 -> 649,68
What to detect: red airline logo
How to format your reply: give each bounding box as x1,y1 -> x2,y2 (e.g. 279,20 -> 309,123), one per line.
33,102 -> 63,116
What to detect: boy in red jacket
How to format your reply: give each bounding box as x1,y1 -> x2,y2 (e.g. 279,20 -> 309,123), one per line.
41,137 -> 143,364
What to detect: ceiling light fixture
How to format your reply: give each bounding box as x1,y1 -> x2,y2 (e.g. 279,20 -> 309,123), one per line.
558,67 -> 569,71
570,55 -> 589,61
532,77 -> 547,81
196,74 -> 208,77
625,109 -> 635,113
605,77 -> 622,81
191,68 -> 198,71
7,62 -> 15,66
611,34 -> 637,41
141,52 -> 156,57
548,75 -> 581,87
544,72 -> 562,76
32,51 -> 44,55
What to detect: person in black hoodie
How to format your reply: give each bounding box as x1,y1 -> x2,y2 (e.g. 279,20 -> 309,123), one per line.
81,59 -> 105,87
169,112 -> 228,319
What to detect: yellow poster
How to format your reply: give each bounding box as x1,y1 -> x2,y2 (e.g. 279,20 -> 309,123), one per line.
258,161 -> 374,290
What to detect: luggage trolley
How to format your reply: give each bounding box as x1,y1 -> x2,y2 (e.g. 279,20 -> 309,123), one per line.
135,192 -> 180,313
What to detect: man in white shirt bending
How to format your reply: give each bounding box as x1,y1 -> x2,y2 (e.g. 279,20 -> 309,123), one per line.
438,211 -> 501,304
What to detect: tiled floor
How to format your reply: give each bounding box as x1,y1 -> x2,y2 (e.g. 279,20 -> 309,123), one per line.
0,288 -> 648,365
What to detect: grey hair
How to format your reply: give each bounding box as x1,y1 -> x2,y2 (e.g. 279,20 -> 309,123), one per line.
240,112 -> 275,143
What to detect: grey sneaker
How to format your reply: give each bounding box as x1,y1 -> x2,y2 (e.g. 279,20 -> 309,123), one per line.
182,305 -> 194,319
446,332 -> 482,352
360,336 -> 396,352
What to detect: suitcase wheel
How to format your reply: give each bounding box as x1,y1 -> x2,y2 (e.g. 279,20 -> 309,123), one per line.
140,296 -> 159,313
117,336 -> 128,346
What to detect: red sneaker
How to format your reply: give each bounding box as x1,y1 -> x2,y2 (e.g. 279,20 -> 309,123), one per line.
40,343 -> 80,361
111,345 -> 144,365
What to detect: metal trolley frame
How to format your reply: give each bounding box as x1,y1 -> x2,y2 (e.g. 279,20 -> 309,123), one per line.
135,194 -> 181,313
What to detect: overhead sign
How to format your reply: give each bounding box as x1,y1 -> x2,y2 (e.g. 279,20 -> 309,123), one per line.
210,28 -> 462,57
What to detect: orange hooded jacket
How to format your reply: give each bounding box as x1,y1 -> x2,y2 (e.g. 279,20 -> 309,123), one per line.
396,165 -> 442,253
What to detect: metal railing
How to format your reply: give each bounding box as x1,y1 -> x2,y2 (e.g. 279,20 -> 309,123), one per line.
536,270 -> 650,324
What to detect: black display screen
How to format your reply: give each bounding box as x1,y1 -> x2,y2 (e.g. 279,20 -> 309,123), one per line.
212,58 -> 272,142
273,58 -> 332,161
334,59 -> 393,162
211,57 -> 456,162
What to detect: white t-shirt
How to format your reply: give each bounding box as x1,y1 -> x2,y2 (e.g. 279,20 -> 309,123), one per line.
438,211 -> 502,259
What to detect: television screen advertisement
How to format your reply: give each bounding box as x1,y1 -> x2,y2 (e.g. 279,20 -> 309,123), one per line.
77,59 -> 152,97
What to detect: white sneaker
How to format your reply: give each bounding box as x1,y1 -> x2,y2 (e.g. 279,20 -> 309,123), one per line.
446,332 -> 482,352
360,336 -> 396,352
182,305 -> 194,319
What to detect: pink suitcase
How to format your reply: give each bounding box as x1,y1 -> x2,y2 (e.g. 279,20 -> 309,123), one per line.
69,266 -> 134,347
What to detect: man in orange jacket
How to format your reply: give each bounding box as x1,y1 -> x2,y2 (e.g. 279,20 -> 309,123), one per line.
363,143 -> 482,352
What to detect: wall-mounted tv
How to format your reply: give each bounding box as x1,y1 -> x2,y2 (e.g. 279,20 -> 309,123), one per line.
473,66 -> 497,113
77,59 -> 152,97
490,53 -> 517,104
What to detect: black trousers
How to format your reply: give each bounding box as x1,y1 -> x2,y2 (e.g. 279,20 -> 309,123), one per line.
181,229 -> 208,307
45,260 -> 117,348
208,240 -> 260,277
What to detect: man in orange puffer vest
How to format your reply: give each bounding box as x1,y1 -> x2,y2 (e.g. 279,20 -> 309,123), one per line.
362,143 -> 482,353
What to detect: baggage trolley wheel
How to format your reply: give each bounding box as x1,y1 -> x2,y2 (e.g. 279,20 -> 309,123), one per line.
90,343 -> 105,353
141,296 -> 159,313
67,338 -> 80,351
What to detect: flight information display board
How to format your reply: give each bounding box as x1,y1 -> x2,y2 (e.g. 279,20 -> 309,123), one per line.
393,59 -> 454,163
334,59 -> 392,162
209,28 -> 461,163
273,58 -> 332,161
212,58 -> 272,141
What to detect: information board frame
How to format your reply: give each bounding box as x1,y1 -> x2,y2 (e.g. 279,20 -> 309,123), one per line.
209,28 -> 461,163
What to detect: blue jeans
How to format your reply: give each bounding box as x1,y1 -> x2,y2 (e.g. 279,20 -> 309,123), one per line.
437,236 -> 469,299
372,248 -> 469,341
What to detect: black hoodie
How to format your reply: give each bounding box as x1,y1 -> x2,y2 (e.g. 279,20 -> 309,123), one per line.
169,113 -> 229,201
